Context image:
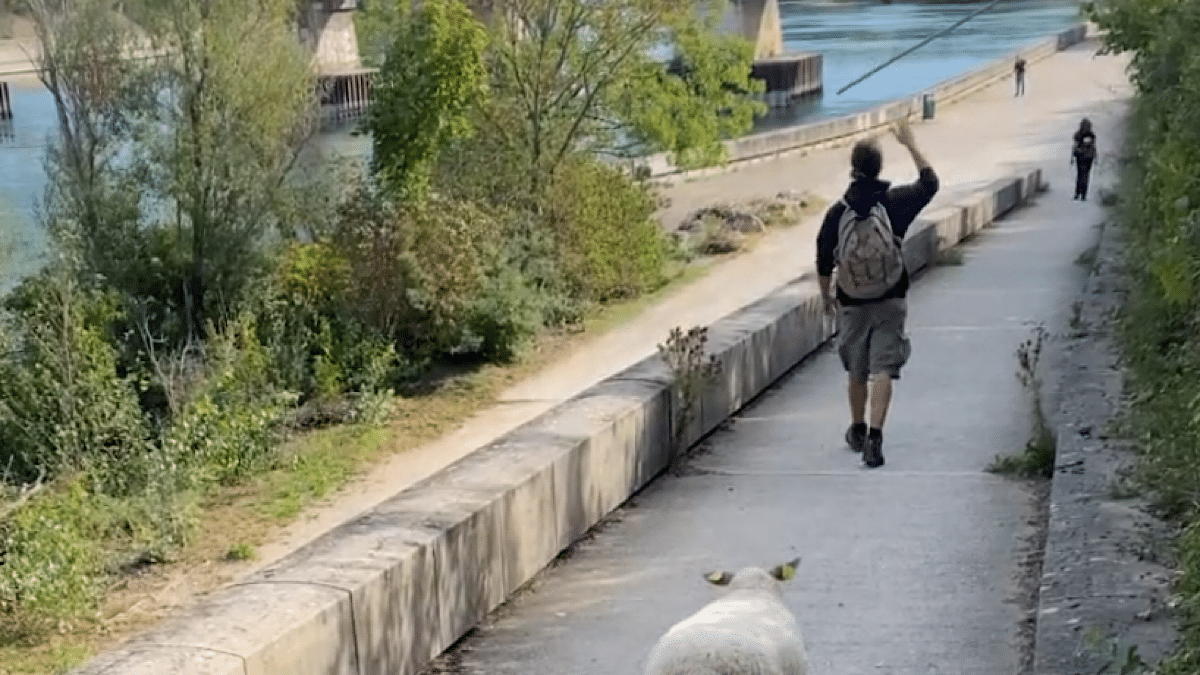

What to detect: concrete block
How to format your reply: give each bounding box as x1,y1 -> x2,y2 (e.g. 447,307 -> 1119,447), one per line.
696,325 -> 746,438
1014,168 -> 1040,203
530,388 -> 672,539
920,206 -> 968,250
1026,168 -> 1044,200
69,647 -> 244,675
110,582 -> 358,675
990,178 -> 1023,216
961,190 -> 998,237
903,220 -> 939,275
249,518 -> 439,675
360,489 -> 507,672
607,359 -> 675,480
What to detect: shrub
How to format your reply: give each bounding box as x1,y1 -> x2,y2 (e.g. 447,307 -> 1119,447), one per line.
155,315 -> 296,486
462,266 -> 544,363
0,269 -> 149,484
331,185 -> 550,362
254,242 -> 404,399
540,159 -> 670,302
0,480 -> 107,636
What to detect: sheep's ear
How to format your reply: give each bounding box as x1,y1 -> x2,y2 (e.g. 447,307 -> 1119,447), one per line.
770,557 -> 802,581
704,571 -> 733,586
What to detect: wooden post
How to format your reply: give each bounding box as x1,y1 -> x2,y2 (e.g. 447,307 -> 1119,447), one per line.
0,82 -> 11,120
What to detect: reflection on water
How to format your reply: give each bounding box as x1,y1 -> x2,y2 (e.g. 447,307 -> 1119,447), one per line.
0,0 -> 1084,289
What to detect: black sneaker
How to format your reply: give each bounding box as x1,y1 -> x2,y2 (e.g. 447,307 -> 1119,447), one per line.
863,433 -> 885,468
844,423 -> 867,453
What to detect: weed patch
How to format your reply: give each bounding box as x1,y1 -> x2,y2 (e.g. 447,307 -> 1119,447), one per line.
225,542 -> 257,561
658,326 -> 722,460
988,437 -> 1056,480
988,326 -> 1056,480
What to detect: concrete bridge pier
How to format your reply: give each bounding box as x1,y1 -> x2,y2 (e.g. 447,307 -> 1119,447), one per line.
721,0 -> 785,60
720,0 -> 822,107
297,0 -> 362,75
753,53 -> 823,107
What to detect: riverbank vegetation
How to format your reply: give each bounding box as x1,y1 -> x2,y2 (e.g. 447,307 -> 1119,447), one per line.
1089,0 -> 1200,669
0,0 -> 770,670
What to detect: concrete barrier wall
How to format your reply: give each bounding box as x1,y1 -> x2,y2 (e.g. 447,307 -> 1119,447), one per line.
72,168 -> 1044,675
644,23 -> 1091,178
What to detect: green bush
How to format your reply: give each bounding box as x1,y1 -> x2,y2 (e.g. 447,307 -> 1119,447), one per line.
331,185 -> 550,363
250,242 -> 411,402
0,480 -> 107,636
462,266 -> 543,363
540,159 -> 670,302
0,269 -> 149,484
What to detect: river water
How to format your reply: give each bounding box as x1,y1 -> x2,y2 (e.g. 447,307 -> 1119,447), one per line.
0,0 -> 1082,291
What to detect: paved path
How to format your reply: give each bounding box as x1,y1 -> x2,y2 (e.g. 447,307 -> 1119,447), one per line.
243,38 -> 1132,580
421,65 -> 1131,675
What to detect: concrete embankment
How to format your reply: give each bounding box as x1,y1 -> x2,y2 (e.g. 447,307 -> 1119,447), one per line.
73,167 -> 1043,675
643,22 -> 1090,179
1033,220 -> 1179,671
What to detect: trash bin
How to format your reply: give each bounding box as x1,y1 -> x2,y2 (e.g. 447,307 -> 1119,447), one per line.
922,94 -> 936,121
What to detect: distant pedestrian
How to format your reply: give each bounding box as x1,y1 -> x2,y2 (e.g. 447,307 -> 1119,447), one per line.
1071,118 -> 1097,200
816,119 -> 940,468
1014,55 -> 1026,96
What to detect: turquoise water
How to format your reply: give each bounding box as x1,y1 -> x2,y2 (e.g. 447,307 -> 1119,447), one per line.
757,0 -> 1083,129
0,0 -> 1085,290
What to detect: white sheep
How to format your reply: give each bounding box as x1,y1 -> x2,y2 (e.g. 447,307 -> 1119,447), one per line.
643,558 -> 809,675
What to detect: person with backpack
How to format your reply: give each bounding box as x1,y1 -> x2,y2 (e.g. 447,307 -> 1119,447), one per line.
816,119 -> 939,468
1071,118 -> 1097,200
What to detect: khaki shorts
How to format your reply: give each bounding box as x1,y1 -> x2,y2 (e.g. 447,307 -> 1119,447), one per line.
837,298 -> 911,380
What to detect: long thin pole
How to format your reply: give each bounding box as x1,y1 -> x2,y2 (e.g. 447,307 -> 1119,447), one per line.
836,0 -> 1007,96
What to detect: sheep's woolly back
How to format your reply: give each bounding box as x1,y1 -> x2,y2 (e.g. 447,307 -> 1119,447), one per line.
643,568 -> 808,675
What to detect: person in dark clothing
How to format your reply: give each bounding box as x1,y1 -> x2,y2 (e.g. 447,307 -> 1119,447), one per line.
1014,56 -> 1026,96
1071,118 -> 1097,200
816,119 -> 939,468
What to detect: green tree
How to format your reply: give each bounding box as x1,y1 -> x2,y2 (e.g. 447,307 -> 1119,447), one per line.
368,0 -> 489,201
353,0 -> 407,69
30,0 -> 319,343
29,0 -> 150,289
133,0 -> 317,341
482,0 -> 763,193
612,10 -> 766,168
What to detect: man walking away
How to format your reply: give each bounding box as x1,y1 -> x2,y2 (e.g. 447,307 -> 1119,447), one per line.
816,119 -> 939,468
1071,118 -> 1097,200
1014,55 -> 1026,96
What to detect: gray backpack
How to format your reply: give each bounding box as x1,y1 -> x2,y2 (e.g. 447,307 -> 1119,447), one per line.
834,200 -> 904,300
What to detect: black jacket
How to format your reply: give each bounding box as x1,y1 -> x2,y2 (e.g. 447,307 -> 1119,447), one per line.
816,166 -> 940,305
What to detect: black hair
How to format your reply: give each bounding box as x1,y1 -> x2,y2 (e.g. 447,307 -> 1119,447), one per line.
850,140 -> 882,180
